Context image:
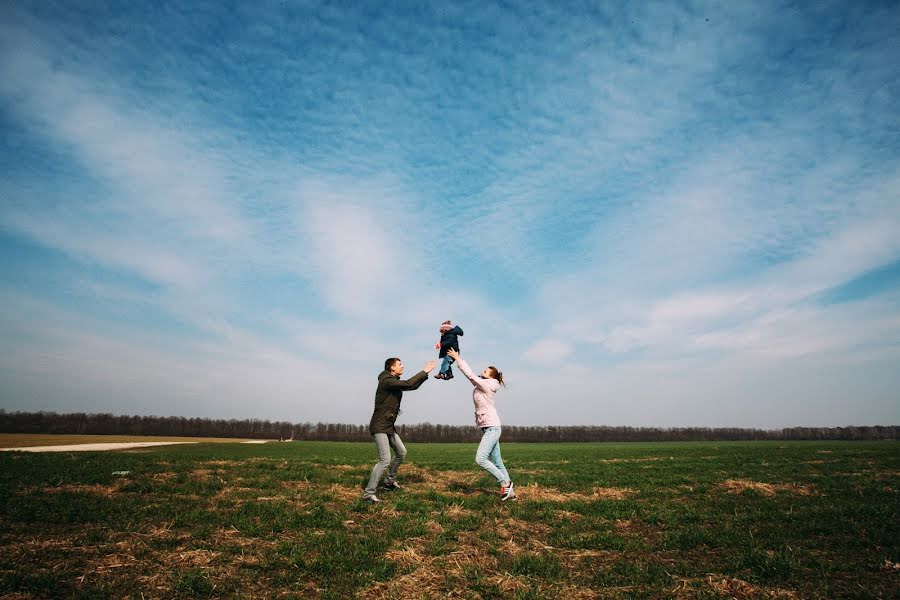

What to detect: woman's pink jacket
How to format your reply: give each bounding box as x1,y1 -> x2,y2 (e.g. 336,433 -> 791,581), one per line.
457,359 -> 502,427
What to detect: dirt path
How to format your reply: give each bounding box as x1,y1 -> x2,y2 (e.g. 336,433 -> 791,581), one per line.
0,441 -> 199,452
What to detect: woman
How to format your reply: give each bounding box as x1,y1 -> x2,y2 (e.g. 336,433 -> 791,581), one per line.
446,347 -> 515,501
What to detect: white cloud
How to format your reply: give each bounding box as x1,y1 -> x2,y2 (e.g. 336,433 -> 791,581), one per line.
0,212 -> 202,288
0,23 -> 247,244
522,339 -> 573,364
294,183 -> 414,317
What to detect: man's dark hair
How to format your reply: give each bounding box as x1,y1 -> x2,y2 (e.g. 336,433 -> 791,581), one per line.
384,357 -> 401,371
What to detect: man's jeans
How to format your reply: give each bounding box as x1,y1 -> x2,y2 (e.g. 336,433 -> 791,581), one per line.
364,433 -> 407,498
475,426 -> 510,484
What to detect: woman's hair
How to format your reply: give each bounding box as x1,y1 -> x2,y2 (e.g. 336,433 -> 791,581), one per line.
384,357 -> 401,371
486,366 -> 505,387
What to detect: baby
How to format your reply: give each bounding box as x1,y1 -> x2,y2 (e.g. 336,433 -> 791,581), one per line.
434,320 -> 464,380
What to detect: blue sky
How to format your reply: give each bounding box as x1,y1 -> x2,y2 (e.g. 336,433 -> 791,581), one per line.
1,0 -> 898,428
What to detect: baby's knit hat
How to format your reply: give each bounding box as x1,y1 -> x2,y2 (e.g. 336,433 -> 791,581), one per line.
439,320 -> 453,333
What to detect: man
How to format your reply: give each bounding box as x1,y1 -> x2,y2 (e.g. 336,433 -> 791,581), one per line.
363,356 -> 437,503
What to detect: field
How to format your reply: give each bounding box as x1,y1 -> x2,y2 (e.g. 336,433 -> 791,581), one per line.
0,439 -> 897,599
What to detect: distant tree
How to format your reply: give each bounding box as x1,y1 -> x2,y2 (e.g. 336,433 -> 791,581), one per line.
0,410 -> 897,442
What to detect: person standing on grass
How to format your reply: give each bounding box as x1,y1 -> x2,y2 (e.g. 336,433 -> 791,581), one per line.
445,347 -> 515,501
363,356 -> 438,503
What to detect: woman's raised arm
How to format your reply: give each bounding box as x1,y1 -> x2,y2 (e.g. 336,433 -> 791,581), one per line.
447,348 -> 492,391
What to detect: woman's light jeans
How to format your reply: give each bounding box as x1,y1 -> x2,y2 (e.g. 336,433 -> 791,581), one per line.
364,433 -> 406,498
476,426 -> 510,485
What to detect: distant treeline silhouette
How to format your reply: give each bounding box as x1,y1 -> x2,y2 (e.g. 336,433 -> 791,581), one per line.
1,410 -> 896,442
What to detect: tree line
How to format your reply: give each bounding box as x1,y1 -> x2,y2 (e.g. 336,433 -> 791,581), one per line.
1,410 -> 896,442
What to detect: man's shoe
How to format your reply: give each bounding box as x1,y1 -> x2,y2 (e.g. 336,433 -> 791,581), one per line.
434,373 -> 446,379
382,480 -> 402,491
363,495 -> 381,504
500,481 -> 516,502
444,373 -> 454,380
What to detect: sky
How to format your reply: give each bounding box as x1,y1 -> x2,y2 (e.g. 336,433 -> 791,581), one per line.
0,0 -> 898,429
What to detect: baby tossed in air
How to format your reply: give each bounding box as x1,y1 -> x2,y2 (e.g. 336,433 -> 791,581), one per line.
434,320 -> 463,380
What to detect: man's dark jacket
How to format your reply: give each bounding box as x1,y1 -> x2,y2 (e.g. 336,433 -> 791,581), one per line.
369,369 -> 429,434
438,326 -> 464,358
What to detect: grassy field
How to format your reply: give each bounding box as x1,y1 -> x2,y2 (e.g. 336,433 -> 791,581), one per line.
0,439 -> 897,599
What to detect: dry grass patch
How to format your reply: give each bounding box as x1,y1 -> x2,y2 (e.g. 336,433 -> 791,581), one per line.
434,469 -> 482,488
359,522 -> 492,598
544,583 -> 613,599
210,486 -> 257,505
385,544 -> 427,569
425,519 -> 445,536
384,465 -> 484,496
704,575 -> 798,598
444,503 -> 475,519
211,527 -> 278,551
554,509 -> 584,521
594,487 -> 637,500
359,505 -> 566,598
170,548 -> 220,567
719,479 -> 815,497
331,463 -> 364,471
518,483 -> 590,502
0,533 -> 79,556
141,524 -> 178,540
200,460 -> 242,467
93,550 -> 140,573
555,548 -> 622,562
324,482 -> 364,503
189,468 -> 228,482
598,456 -> 673,463
1,531 -> 175,591
368,507 -> 402,520
613,519 -> 661,542
514,468 -> 550,476
498,537 -> 527,557
495,517 -> 552,537
493,516 -> 552,553
281,479 -> 317,491
420,467 -> 481,488
130,524 -> 193,550
39,482 -> 128,496
356,560 -> 450,598
359,538 -> 592,599
151,471 -> 177,483
515,483 -> 636,502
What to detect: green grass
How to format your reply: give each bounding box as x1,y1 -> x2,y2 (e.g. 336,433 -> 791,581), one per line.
0,440 -> 898,598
